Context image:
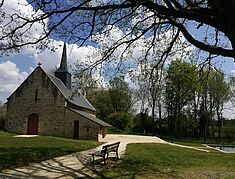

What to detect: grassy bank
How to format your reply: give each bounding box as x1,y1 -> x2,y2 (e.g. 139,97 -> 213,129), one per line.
99,143 -> 235,179
0,131 -> 99,171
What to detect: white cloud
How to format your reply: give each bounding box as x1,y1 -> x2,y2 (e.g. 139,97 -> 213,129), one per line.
93,25 -> 192,71
0,0 -> 193,103
0,0 -> 46,102
230,62 -> 235,77
1,0 -> 48,54
0,61 -> 28,102
222,101 -> 235,119
0,0 -> 107,101
34,40 -> 101,71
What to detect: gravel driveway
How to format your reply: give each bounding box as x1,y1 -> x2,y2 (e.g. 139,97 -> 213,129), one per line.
99,134 -> 167,156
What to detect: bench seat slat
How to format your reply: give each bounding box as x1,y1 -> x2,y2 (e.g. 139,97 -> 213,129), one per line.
91,150 -> 104,157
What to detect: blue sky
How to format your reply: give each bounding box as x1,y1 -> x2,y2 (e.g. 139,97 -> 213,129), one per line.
1,0 -> 235,118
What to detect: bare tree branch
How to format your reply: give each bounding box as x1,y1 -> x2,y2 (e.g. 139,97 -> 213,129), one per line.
1,0 -> 235,62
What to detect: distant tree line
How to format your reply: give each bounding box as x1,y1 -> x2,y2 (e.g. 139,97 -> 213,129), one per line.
76,60 -> 233,141
164,60 -> 229,141
85,76 -> 135,133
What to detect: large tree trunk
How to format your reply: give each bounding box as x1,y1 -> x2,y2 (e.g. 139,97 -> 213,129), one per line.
217,104 -> 224,142
151,98 -> 156,134
194,92 -> 200,138
209,92 -> 215,139
168,99 -> 174,142
158,100 -> 162,129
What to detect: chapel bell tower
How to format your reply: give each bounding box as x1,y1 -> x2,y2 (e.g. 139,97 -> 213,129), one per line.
55,43 -> 71,89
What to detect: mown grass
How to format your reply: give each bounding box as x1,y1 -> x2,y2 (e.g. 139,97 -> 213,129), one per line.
98,143 -> 235,179
0,131 -> 99,171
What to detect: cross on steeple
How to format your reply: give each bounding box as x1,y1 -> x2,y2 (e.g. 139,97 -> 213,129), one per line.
55,43 -> 71,89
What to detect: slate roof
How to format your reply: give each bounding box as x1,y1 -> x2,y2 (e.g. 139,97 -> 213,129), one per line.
69,108 -> 111,127
46,71 -> 96,112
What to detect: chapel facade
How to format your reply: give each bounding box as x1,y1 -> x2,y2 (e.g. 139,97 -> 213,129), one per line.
5,44 -> 110,141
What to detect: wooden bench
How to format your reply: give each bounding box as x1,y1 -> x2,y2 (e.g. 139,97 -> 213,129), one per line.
90,141 -> 120,164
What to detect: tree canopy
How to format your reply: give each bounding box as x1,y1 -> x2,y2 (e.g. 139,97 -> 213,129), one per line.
1,0 -> 235,64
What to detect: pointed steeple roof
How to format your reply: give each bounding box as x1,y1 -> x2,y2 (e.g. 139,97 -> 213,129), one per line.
57,43 -> 68,72
54,43 -> 71,89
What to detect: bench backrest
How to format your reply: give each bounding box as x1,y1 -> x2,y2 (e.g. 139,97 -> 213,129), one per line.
102,141 -> 120,153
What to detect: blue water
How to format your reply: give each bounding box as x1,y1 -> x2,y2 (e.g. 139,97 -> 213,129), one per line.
215,146 -> 235,153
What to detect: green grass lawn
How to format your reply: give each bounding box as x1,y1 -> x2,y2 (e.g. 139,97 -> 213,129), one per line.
0,131 -> 99,172
98,143 -> 235,179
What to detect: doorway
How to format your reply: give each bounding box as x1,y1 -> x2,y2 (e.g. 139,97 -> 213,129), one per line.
100,126 -> 106,138
73,121 -> 79,139
27,113 -> 39,135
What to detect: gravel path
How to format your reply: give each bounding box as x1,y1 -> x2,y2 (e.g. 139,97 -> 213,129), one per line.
99,134 -> 167,155
0,134 -> 208,178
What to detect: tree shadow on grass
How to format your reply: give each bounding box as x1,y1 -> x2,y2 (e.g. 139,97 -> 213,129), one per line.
94,157 -> 180,179
0,148 -> 101,178
0,147 -> 75,171
0,147 -> 171,179
0,151 -> 180,179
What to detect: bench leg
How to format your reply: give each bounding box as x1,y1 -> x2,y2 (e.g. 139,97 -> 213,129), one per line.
116,151 -> 119,159
103,155 -> 106,165
92,154 -> 95,164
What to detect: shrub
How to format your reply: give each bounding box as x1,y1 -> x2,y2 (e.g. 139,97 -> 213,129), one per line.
107,112 -> 134,131
133,113 -> 152,134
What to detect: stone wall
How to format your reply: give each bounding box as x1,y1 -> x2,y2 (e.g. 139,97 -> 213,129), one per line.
5,66 -> 105,141
6,67 -> 67,137
65,109 -> 101,141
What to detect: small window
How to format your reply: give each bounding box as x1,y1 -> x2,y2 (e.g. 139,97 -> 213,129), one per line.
34,89 -> 38,103
100,126 -> 102,130
87,127 -> 89,132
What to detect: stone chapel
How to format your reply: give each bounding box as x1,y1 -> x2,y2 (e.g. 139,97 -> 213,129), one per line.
5,44 -> 110,141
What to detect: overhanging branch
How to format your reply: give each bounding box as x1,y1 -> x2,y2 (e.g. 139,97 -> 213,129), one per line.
173,21 -> 235,58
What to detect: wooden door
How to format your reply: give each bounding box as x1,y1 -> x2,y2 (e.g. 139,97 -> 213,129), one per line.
102,126 -> 106,138
73,121 -> 79,139
27,114 -> 39,135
